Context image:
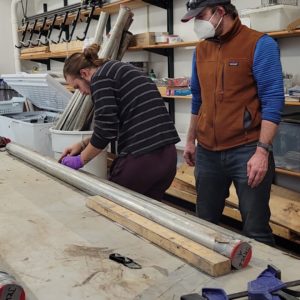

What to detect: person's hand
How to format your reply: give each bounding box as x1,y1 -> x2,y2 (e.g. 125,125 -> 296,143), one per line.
59,142 -> 83,162
60,155 -> 84,170
184,141 -> 196,166
247,147 -> 269,188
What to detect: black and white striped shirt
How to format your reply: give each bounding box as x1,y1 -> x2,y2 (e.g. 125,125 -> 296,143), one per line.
90,60 -> 180,156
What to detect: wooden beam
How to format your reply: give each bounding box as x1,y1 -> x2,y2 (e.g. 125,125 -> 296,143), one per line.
174,164 -> 300,234
86,196 -> 231,277
226,185 -> 300,234
166,174 -> 300,243
222,206 -> 299,242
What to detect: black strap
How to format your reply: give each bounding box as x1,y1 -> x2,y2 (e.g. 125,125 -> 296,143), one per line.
109,253 -> 142,269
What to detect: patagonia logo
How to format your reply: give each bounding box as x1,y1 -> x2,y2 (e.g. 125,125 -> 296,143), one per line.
229,61 -> 239,67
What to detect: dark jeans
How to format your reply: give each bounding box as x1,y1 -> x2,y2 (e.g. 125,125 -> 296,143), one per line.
195,143 -> 275,245
109,144 -> 177,201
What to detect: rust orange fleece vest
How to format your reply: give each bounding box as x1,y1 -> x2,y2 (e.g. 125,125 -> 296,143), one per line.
196,18 -> 264,151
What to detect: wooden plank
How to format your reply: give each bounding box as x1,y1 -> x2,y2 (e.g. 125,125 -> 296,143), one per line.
285,101 -> 300,106
20,45 -> 49,54
226,185 -> 300,234
86,195 -> 231,277
95,0 -> 147,15
268,29 -> 300,38
223,206 -> 297,241
276,168 -> 300,178
167,181 -> 300,243
167,185 -> 196,204
175,164 -> 300,234
50,40 -> 83,53
128,41 -> 198,51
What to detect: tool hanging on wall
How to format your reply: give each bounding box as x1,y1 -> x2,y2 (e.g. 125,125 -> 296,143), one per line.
31,16 -> 48,46
15,21 -> 30,49
51,11 -> 70,44
63,7 -> 82,42
40,14 -> 58,46
21,19 -> 38,48
76,5 -> 96,41
81,0 -> 105,6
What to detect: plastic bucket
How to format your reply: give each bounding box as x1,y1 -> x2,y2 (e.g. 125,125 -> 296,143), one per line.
49,128 -> 107,179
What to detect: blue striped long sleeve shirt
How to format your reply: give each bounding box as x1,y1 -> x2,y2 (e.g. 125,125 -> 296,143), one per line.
191,34 -> 285,124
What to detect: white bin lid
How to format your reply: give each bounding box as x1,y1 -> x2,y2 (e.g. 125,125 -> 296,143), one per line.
1,73 -> 72,112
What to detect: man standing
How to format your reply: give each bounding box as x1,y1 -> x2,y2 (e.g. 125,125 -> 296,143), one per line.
182,0 -> 284,245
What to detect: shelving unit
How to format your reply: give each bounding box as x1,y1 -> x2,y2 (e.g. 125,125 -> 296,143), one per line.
17,0 -> 300,180
19,30 -> 300,61
18,0 -> 154,32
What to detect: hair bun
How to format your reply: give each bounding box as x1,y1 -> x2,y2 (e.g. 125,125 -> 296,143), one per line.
83,43 -> 100,61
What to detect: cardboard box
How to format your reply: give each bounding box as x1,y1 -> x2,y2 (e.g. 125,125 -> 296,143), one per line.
130,32 -> 168,47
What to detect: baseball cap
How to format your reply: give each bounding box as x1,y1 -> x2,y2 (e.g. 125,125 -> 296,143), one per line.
181,0 -> 231,22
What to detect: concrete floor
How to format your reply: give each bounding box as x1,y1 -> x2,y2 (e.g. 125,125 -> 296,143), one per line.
0,150 -> 299,300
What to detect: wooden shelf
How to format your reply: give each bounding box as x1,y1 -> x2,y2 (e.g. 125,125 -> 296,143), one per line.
285,97 -> 300,106
268,29 -> 300,38
95,0 -> 148,15
286,101 -> 300,106
20,48 -> 81,60
128,41 -> 198,51
163,95 -> 192,100
276,168 -> 300,178
19,42 -> 198,60
160,91 -> 191,100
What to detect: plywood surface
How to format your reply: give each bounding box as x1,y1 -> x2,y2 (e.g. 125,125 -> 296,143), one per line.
0,152 -> 300,299
87,196 -> 231,277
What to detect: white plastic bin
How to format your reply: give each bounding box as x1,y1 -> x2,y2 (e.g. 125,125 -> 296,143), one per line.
0,73 -> 72,157
0,112 -> 57,157
241,5 -> 300,32
0,97 -> 25,115
50,128 -> 107,179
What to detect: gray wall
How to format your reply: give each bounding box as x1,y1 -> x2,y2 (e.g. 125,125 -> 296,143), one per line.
0,0 -> 16,73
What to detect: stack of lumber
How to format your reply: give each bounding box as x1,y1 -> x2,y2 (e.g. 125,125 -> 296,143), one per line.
166,164 -> 300,244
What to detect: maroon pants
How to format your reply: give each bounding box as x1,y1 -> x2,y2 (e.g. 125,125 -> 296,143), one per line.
109,144 -> 177,200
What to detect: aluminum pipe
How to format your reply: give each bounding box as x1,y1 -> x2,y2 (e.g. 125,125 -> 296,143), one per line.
6,143 -> 252,269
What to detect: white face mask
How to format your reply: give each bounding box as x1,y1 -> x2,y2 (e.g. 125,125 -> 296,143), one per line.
194,11 -> 223,40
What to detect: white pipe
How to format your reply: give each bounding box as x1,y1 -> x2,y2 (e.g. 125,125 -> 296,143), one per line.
93,11 -> 109,45
6,143 -> 253,269
11,0 -> 22,73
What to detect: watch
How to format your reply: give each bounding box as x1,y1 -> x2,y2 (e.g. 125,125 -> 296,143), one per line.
257,141 -> 273,152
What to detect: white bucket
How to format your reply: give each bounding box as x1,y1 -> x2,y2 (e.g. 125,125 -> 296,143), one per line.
49,128 -> 107,179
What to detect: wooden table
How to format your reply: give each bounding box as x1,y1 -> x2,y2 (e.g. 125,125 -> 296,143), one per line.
0,151 -> 299,300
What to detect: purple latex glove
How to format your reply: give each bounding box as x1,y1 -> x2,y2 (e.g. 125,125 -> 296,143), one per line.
61,155 -> 84,170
